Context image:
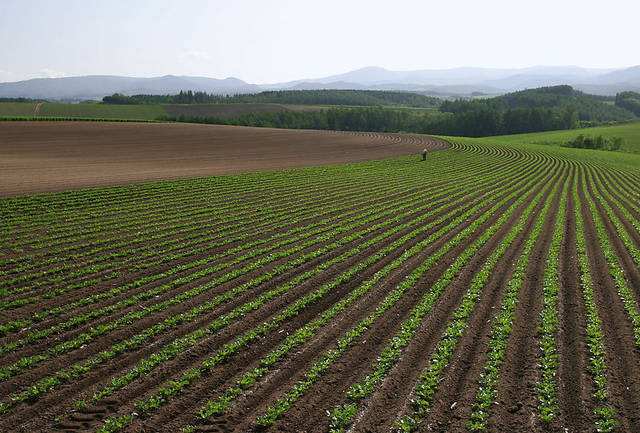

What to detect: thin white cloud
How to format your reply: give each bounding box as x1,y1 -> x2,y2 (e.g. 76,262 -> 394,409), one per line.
0,69 -> 17,83
30,68 -> 69,79
179,49 -> 211,62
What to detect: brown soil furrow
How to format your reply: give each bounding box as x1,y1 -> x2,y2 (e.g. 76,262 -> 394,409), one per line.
1,182 -> 429,336
216,169 -> 554,433
1,173 -> 432,301
586,174 -> 640,302
1,177 -> 427,312
411,171 -> 564,433
555,170 -> 594,433
1,194 -> 449,392
490,172 -> 568,433
577,173 -> 640,433
104,187 -> 514,433
3,177 -> 494,432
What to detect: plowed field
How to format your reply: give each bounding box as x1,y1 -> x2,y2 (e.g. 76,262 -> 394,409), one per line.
2,124 -> 640,433
0,122 -> 439,195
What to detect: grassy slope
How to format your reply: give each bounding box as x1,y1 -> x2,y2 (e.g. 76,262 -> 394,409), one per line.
0,102 -> 38,116
475,121 -> 640,154
162,103 -> 328,119
38,103 -> 166,120
0,102 -> 166,120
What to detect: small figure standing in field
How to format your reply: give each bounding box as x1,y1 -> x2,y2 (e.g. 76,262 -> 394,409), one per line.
422,149 -> 427,161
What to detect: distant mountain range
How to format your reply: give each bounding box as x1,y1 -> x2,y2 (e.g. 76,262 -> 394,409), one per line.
0,75 -> 260,100
1,65 -> 640,100
268,66 -> 640,97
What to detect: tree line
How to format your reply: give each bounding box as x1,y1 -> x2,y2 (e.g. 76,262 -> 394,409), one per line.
162,105 -> 578,137
110,85 -> 637,138
0,97 -> 46,102
102,90 -> 441,108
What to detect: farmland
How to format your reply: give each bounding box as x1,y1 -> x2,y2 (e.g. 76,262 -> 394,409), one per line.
0,102 -> 331,122
1,122 -> 640,433
0,121 -> 438,195
481,121 -> 640,154
0,102 -> 166,120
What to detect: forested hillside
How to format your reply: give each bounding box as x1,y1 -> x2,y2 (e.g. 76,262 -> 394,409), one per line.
103,90 -> 441,108
164,86 -> 637,137
615,91 -> 640,116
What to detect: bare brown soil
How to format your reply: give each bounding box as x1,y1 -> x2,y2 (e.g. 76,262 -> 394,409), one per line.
0,121 -> 440,196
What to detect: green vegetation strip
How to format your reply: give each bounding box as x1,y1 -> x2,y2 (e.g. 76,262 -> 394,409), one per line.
322,166 -> 552,432
536,179 -> 567,423
0,171 -> 422,292
465,177 -> 563,431
574,174 -> 617,432
0,173 -> 436,324
389,171 -> 555,433
0,184 -> 452,367
93,162 -> 545,433
0,169 -> 497,413
581,171 -> 640,347
198,165 -> 542,428
84,182 -> 481,409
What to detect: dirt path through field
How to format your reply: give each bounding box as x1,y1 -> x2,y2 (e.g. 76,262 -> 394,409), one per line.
0,121 -> 447,196
32,102 -> 43,116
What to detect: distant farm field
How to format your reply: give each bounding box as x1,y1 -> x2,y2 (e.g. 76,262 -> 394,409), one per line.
2,121 -> 640,432
163,103 -> 325,119
0,102 -> 165,120
0,102 -> 328,122
482,121 -> 640,154
0,121 -> 441,195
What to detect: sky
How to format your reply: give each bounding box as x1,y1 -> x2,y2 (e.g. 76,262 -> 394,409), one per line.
1,0 -> 638,84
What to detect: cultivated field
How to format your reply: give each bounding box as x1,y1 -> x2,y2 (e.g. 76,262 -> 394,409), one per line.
1,125 -> 640,433
483,121 -> 640,154
0,102 -> 327,122
0,122 -> 439,195
0,102 -> 166,120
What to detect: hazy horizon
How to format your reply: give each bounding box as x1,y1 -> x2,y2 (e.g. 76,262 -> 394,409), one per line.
1,0 -> 638,84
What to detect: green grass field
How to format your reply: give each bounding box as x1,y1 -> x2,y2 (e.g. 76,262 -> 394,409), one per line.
0,102 -> 164,120
0,102 -> 39,116
0,101 -> 437,123
0,102 -> 333,122
38,103 -> 166,120
479,121 -> 640,154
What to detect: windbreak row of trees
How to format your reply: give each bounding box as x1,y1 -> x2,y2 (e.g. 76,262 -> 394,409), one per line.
221,90 -> 441,108
163,105 -> 579,137
102,92 -> 212,105
102,90 -> 441,108
446,106 -> 579,136
163,108 -> 442,133
0,97 -> 46,102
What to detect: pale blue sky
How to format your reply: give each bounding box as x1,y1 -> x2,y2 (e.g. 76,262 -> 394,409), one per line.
1,0 -> 638,83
